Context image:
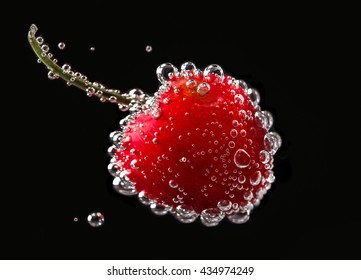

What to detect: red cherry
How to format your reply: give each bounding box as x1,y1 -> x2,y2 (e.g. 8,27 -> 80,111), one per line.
110,63 -> 281,226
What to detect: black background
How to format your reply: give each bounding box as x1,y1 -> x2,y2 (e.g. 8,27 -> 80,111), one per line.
3,1 -> 360,259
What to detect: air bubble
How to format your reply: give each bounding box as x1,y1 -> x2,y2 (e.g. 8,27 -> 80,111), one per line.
138,191 -> 153,205
90,47 -> 95,51
197,82 -> 210,96
169,179 -> 179,188
250,171 -> 262,186
204,64 -> 224,83
227,212 -> 250,224
41,44 -> 49,53
247,88 -> 261,105
259,150 -> 270,164
234,94 -> 244,106
47,71 -> 59,80
58,42 -> 66,50
234,149 -> 251,168
217,200 -> 232,211
230,129 -> 238,138
264,132 -> 282,155
36,36 -> 44,44
238,175 -> 246,184
156,63 -> 178,84
228,141 -> 235,148
152,107 -> 163,120
186,79 -> 197,89
113,174 -> 137,196
145,45 -> 152,52
87,212 -> 105,227
130,159 -> 139,170
181,61 -> 196,72
150,203 -> 170,216
174,205 -> 198,223
200,208 -> 225,227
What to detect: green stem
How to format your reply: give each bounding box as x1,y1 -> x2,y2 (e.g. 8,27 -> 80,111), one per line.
28,24 -> 145,106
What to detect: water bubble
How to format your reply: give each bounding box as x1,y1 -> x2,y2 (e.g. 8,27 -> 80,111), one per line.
247,88 -> 261,105
250,171 -> 262,186
58,42 -> 66,50
138,191 -> 153,205
230,129 -> 238,138
113,175 -> 137,196
234,149 -> 251,168
156,63 -> 178,83
174,205 -> 198,223
200,208 -> 225,227
203,64 -> 224,83
87,212 -> 105,227
150,203 -> 170,216
181,61 -> 196,72
145,45 -> 152,52
186,79 -> 197,89
90,47 -> 95,51
227,211 -> 250,224
264,132 -> 282,155
197,82 -> 210,96
73,217 -> 78,222
234,94 -> 244,106
259,150 -> 270,164
217,200 -> 232,211
151,107 -> 162,120
169,179 -> 179,188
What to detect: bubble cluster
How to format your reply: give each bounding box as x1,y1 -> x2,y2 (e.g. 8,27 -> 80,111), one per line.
107,62 -> 282,226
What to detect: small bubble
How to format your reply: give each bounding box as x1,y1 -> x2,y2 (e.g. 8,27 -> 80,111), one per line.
151,107 -> 163,120
186,79 -> 197,89
264,132 -> 282,155
250,171 -> 262,186
259,150 -> 270,164
130,159 -> 139,170
156,63 -> 178,84
238,175 -> 246,184
181,61 -> 196,72
90,47 -> 95,51
234,149 -> 251,168
240,129 -> 247,137
197,82 -> 210,96
247,88 -> 261,105
234,94 -> 244,106
47,71 -> 59,80
87,212 -> 105,227
145,45 -> 152,52
36,36 -> 44,44
58,42 -> 66,50
41,44 -> 49,53
169,179 -> 179,188
204,64 -> 224,83
73,217 -> 78,222
230,129 -> 238,138
228,141 -> 235,148
217,200 -> 232,211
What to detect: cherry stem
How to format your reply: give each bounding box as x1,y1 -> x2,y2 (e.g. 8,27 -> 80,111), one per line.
28,24 -> 146,106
